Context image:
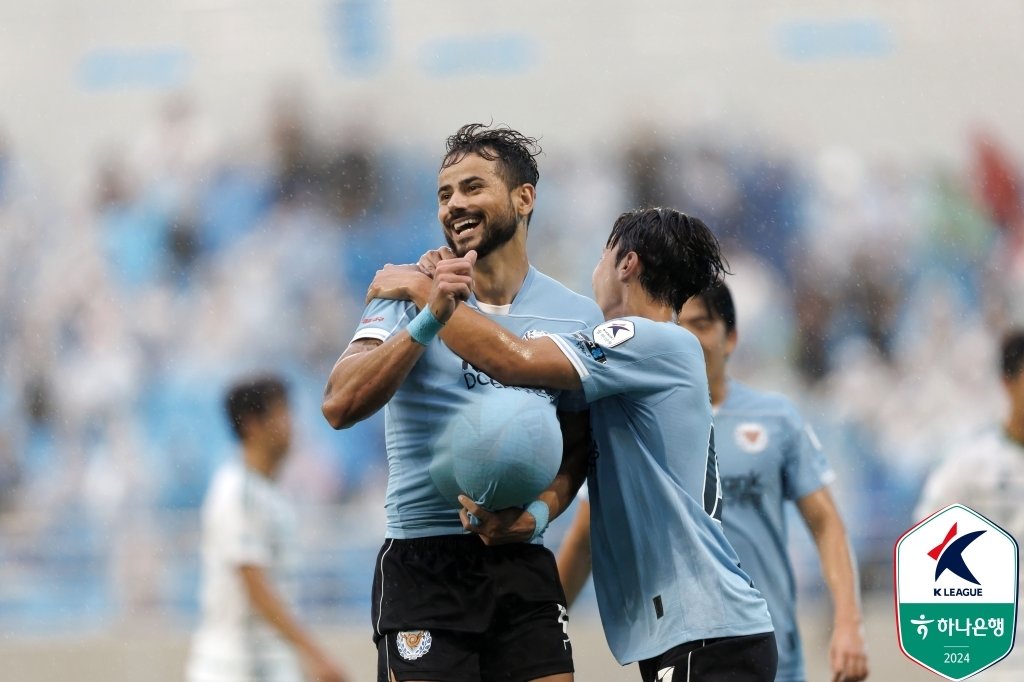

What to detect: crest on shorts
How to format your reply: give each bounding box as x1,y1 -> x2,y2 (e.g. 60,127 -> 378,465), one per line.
735,422 -> 768,454
396,630 -> 432,660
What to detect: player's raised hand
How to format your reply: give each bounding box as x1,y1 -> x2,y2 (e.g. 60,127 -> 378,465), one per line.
428,250 -> 476,323
416,245 -> 458,277
829,620 -> 869,681
365,264 -> 432,305
458,494 -> 535,545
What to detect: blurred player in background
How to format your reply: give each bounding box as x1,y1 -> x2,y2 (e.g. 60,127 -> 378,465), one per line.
321,123 -> 601,682
370,207 -> 777,681
187,375 -> 346,682
914,329 -> 1024,681
557,281 -> 869,682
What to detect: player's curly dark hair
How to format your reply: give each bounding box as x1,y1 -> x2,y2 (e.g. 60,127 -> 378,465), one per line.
1002,330 -> 1024,379
442,122 -> 541,192
607,207 -> 730,311
225,374 -> 288,440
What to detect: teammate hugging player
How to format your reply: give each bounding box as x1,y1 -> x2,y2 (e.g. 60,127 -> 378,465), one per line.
370,208 -> 778,682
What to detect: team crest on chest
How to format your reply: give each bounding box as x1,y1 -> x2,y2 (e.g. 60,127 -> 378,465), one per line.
396,630 -> 432,660
735,422 -> 768,454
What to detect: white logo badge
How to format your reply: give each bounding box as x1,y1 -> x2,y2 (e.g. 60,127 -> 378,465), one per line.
657,666 -> 675,682
734,422 -> 768,454
396,630 -> 432,660
594,319 -> 635,348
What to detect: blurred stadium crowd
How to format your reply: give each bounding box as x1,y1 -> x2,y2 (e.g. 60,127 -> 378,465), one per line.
1,92 -> 1022,633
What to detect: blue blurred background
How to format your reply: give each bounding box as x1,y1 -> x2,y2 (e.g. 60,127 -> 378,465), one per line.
1,0 -> 1023,678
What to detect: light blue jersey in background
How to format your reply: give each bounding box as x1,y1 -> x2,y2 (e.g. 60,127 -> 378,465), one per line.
353,267 -> 603,539
714,379 -> 835,682
548,318 -> 774,664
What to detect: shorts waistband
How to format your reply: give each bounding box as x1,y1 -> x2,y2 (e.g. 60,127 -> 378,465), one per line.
384,534 -> 487,550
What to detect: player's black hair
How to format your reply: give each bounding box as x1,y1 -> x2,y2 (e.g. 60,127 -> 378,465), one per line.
1002,329 -> 1024,379
693,281 -> 737,334
442,123 -> 542,223
607,207 -> 729,311
225,375 -> 289,440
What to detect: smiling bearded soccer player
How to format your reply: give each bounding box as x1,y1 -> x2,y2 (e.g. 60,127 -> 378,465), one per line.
322,124 -> 602,682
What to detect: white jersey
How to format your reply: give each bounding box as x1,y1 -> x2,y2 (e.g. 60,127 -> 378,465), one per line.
915,427 -> 1024,680
187,461 -> 302,682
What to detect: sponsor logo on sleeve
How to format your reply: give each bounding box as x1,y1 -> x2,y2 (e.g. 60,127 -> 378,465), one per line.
571,331 -> 607,364
594,319 -> 634,348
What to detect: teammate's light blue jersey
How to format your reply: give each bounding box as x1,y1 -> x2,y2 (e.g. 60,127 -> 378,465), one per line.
714,380 -> 835,682
548,318 -> 774,664
353,266 -> 602,539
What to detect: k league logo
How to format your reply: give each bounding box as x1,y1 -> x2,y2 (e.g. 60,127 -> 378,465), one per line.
895,504 -> 1019,680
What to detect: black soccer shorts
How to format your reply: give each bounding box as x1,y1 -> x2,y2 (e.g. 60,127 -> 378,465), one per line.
638,632 -> 778,682
372,534 -> 574,682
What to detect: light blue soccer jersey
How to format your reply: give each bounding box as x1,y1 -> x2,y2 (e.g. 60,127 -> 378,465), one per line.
548,318 -> 774,664
715,380 -> 835,682
353,267 -> 602,539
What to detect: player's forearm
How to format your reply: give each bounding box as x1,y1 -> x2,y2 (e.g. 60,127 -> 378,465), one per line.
814,520 -> 863,626
240,566 -> 326,659
321,337 -> 425,429
439,305 -> 538,384
534,410 -> 592,528
556,503 -> 593,607
439,305 -> 580,390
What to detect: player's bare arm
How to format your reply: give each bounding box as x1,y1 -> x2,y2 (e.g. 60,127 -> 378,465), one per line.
323,252 -> 484,429
556,499 -> 593,608
373,251 -> 583,392
238,565 -> 347,682
321,336 -> 425,430
797,488 -> 870,682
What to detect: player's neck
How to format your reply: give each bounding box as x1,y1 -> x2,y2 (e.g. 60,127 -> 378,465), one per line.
1005,414 -> 1024,448
242,445 -> 279,480
472,236 -> 530,306
709,375 -> 729,407
606,287 -> 673,323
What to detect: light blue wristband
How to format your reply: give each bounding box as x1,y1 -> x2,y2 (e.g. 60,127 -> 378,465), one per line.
407,307 -> 445,346
526,500 -> 550,542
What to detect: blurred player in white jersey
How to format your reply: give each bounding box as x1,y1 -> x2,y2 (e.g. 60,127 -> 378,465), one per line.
915,330 -> 1024,681
187,375 -> 345,682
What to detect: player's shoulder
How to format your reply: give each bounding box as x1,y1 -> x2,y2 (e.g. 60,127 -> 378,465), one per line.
936,427 -> 1012,469
362,297 -> 417,319
723,380 -> 801,418
202,461 -> 246,512
527,268 -> 603,323
597,317 -> 701,356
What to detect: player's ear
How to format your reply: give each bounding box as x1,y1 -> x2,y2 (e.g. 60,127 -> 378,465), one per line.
726,329 -> 738,356
512,183 -> 535,220
618,250 -> 641,281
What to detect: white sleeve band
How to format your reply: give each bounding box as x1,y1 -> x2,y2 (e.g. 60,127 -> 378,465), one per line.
547,334 -> 590,379
352,327 -> 390,343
